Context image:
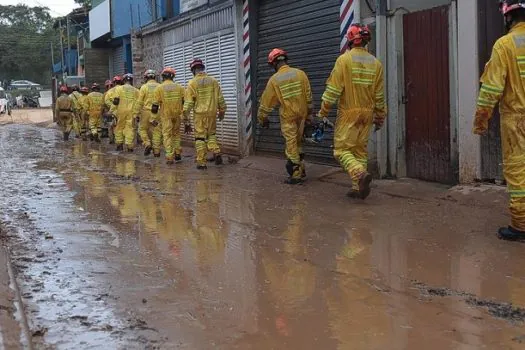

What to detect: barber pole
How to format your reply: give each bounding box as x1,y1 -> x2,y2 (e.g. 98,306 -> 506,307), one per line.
340,0 -> 360,53
242,0 -> 253,155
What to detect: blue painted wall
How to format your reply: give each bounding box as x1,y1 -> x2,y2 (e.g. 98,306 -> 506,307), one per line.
111,0 -> 154,38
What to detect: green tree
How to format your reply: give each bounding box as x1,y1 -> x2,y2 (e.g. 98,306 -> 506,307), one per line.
74,0 -> 91,8
0,5 -> 57,85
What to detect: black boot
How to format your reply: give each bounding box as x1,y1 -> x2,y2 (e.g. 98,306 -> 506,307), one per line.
207,155 -> 216,162
175,154 -> 182,163
197,164 -> 207,170
498,226 -> 525,241
116,144 -> 124,152
89,133 -> 94,141
284,163 -> 303,185
63,132 -> 70,141
94,134 -> 101,143
215,154 -> 223,166
347,190 -> 361,199
144,146 -> 152,156
153,152 -> 161,158
358,172 -> 373,199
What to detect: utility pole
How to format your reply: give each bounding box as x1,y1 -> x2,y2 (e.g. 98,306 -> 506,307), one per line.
66,15 -> 71,74
50,42 -> 55,68
59,19 -> 65,75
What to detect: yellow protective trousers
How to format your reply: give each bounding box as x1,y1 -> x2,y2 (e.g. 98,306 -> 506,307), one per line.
194,113 -> 220,165
89,113 -> 102,136
281,116 -> 305,179
333,108 -> 373,191
501,113 -> 525,231
58,112 -> 73,133
160,116 -> 174,160
73,112 -> 81,136
138,110 -> 163,153
170,115 -> 182,156
115,114 -> 135,148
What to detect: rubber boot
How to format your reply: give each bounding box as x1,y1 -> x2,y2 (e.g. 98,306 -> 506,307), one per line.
127,146 -> 134,153
215,154 -> 223,166
166,159 -> 174,165
82,134 -> 88,141
347,190 -> 361,199
300,153 -> 306,178
154,152 -> 161,158
144,146 -> 152,156
75,134 -> 80,139
197,164 -> 208,170
175,154 -> 182,163
116,144 -> 124,152
63,132 -> 69,141
285,163 -> 303,185
498,226 -> 525,241
94,134 -> 101,143
358,172 -> 373,199
89,133 -> 94,141
207,155 -> 216,162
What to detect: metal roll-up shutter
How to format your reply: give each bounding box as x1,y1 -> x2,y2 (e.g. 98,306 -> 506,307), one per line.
255,0 -> 340,162
110,45 -> 126,77
161,6 -> 240,154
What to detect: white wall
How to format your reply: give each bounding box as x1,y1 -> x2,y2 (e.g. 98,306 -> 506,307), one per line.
89,0 -> 111,42
457,0 -> 481,182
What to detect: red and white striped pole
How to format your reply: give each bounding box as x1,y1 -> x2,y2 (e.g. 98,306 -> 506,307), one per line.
242,0 -> 253,155
340,0 -> 360,53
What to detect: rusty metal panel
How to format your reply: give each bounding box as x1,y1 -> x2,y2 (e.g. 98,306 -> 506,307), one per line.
403,6 -> 452,183
478,0 -> 504,181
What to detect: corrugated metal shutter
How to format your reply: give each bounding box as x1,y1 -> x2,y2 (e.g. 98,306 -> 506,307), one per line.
161,6 -> 240,154
110,45 -> 125,77
255,0 -> 340,161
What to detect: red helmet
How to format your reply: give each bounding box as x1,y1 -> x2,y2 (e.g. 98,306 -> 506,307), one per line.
59,85 -> 69,93
105,80 -> 113,87
500,0 -> 525,15
161,67 -> 176,76
190,59 -> 205,70
80,86 -> 89,93
347,24 -> 371,45
112,75 -> 122,84
268,48 -> 288,65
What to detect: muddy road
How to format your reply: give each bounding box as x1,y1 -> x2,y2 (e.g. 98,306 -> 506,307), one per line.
1,122 -> 525,349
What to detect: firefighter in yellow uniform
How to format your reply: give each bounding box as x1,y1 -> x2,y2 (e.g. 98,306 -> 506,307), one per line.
69,85 -> 82,138
112,73 -> 139,152
55,85 -> 74,141
134,69 -> 160,157
78,86 -> 90,141
153,67 -> 185,164
183,59 -> 227,169
319,24 -> 387,199
105,76 -> 122,144
475,0 -> 525,240
103,79 -> 114,142
258,48 -> 313,184
86,83 -> 105,142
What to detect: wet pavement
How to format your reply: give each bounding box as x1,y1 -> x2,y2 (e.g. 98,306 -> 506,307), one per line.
1,123 -> 525,349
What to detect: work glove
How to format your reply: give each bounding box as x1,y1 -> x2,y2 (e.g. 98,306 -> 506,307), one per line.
373,115 -> 385,131
473,109 -> 489,136
184,121 -> 193,134
149,119 -> 159,127
217,111 -> 225,121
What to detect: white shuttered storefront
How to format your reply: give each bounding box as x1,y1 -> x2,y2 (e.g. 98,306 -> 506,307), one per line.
163,6 -> 240,154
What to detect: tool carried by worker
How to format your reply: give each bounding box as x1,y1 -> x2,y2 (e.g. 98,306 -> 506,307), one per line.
303,117 -> 334,144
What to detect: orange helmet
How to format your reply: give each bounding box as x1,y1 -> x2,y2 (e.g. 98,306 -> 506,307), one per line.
59,85 -> 69,93
347,24 -> 371,46
161,67 -> 176,78
267,48 -> 288,65
104,80 -> 113,87
80,86 -> 89,93
190,59 -> 205,71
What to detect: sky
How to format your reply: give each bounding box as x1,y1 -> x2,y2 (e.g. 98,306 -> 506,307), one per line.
0,0 -> 77,17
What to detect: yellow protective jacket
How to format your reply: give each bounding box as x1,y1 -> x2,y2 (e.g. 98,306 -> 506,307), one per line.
112,83 -> 139,117
258,64 -> 312,123
320,47 -> 386,118
105,86 -> 118,111
183,72 -> 226,118
78,95 -> 89,116
55,94 -> 73,115
69,91 -> 82,113
86,91 -> 105,117
475,22 -> 525,132
153,79 -> 185,120
133,79 -> 159,116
